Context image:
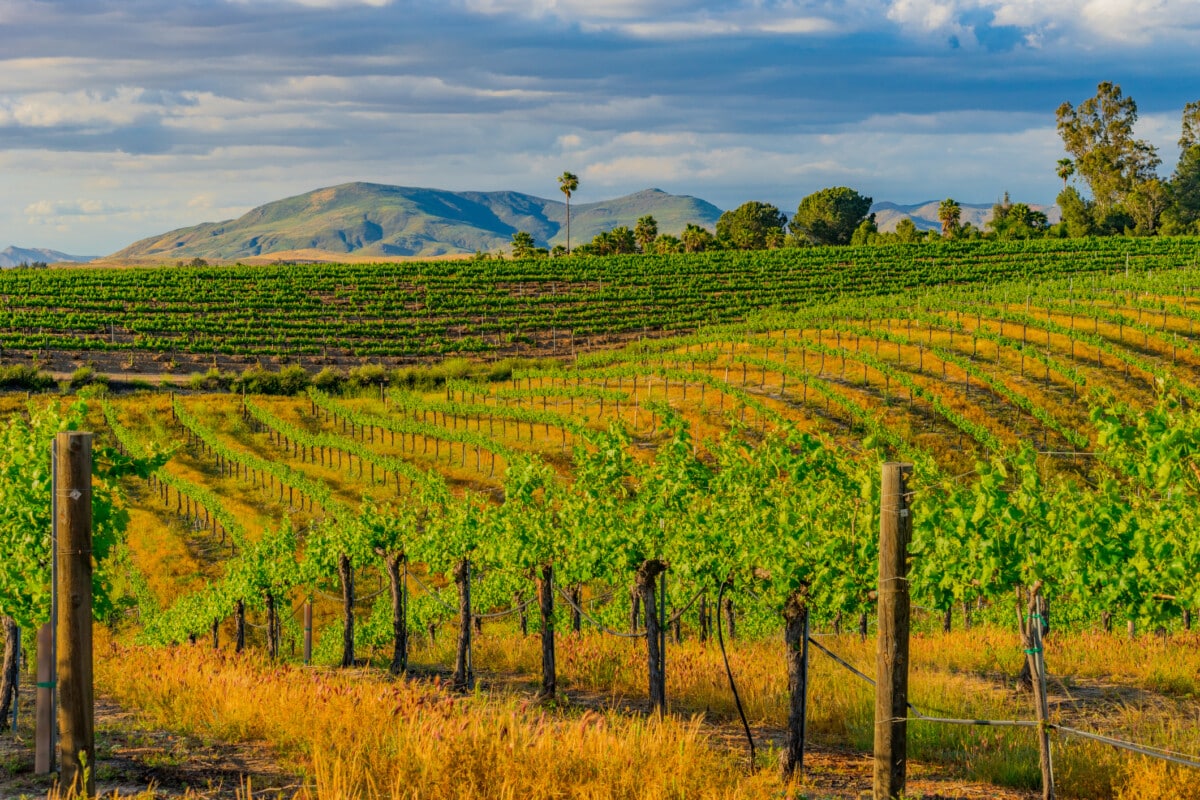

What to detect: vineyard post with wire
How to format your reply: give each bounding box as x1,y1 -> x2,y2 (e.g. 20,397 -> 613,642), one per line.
874,462 -> 912,800
56,431 -> 95,797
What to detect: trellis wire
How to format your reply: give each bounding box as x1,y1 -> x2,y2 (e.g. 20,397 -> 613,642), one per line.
807,635 -> 1200,769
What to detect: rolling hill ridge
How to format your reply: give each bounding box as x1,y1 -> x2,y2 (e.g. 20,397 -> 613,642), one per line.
108,182 -> 723,262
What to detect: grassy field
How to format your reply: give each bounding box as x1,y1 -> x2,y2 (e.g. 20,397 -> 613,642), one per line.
6,244 -> 1200,798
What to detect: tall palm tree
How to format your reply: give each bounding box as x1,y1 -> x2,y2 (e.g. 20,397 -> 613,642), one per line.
558,172 -> 579,254
937,198 -> 961,238
634,215 -> 658,253
1056,158 -> 1075,189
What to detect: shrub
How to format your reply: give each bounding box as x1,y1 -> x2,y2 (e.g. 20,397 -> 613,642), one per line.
0,364 -> 55,391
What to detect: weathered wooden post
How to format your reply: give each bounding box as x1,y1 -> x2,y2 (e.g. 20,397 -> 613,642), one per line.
35,622 -> 55,774
874,462 -> 912,800
303,600 -> 313,666
56,431 -> 94,796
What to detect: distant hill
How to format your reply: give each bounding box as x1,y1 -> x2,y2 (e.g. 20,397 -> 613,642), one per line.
0,246 -> 95,268
108,183 -> 723,262
872,200 -> 1060,233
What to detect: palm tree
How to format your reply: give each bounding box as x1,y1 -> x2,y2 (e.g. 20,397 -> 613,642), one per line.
634,215 -> 658,253
558,172 -> 579,254
1056,158 -> 1075,189
937,198 -> 962,238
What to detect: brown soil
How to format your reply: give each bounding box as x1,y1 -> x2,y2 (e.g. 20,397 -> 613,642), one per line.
0,682 -> 302,799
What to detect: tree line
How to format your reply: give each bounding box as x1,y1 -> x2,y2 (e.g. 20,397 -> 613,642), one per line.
501,83 -> 1200,260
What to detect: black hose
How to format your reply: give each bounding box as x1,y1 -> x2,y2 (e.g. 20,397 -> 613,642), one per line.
717,579 -> 755,770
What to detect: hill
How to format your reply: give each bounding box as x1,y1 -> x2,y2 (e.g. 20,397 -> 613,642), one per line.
871,200 -> 1060,233
107,183 -> 722,262
0,245 -> 95,268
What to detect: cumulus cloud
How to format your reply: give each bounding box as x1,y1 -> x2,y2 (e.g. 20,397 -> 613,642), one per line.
0,0 -> 1196,254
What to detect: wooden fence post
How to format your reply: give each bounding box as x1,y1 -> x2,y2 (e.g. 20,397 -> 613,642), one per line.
35,622 -> 55,775
56,431 -> 94,796
874,462 -> 913,800
303,601 -> 313,666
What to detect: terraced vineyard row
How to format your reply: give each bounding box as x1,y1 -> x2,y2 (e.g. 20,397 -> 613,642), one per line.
10,258 -> 1200,797
2,238 -> 1199,372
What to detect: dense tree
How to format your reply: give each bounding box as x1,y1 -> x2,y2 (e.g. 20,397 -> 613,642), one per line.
849,217 -> 878,246
1056,187 -> 1095,238
1056,158 -> 1075,189
681,223 -> 716,253
582,226 -> 636,256
716,201 -> 787,250
790,187 -> 872,246
893,218 -> 921,244
1181,101 -> 1200,150
558,172 -> 579,254
634,215 -> 658,253
510,231 -> 537,259
1166,103 -> 1200,234
937,198 -> 962,238
1126,178 -> 1169,235
988,201 -> 1049,239
1056,82 -> 1160,210
652,233 -> 682,254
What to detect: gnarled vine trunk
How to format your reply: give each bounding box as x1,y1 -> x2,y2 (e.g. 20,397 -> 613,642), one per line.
636,559 -> 668,715
537,564 -> 556,700
780,586 -> 811,781
570,585 -> 583,633
235,600 -> 246,653
630,584 -> 641,633
0,616 -> 18,727
266,594 -> 279,661
339,555 -> 355,668
383,552 -> 407,675
452,559 -> 473,691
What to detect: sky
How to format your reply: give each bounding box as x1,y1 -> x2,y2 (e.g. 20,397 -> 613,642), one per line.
2,0 -> 1199,255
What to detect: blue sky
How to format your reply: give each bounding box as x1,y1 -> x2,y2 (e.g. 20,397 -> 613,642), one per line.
2,0 -> 1198,254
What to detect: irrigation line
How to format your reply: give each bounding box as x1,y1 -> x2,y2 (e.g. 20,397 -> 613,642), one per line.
808,637 -> 1200,769
665,585 -> 707,626
407,570 -> 460,616
314,587 -> 389,604
1053,726 -> 1200,769
556,587 -> 646,639
474,600 -> 531,620
717,580 -> 755,769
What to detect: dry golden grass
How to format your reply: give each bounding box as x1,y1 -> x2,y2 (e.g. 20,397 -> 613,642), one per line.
95,637 -> 779,800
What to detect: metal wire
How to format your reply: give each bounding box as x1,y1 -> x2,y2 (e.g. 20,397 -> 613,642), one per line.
556,586 -> 646,638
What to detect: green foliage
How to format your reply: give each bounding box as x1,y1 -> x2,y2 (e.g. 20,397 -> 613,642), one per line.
716,201 -> 788,250
510,231 -> 538,260
0,401 -> 155,631
0,364 -> 54,392
1056,81 -> 1160,210
790,187 -> 873,246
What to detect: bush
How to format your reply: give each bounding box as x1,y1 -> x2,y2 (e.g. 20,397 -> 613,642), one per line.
233,365 -> 311,396
278,365 -> 311,395
0,364 -> 55,391
347,364 -> 389,390
67,366 -> 108,390
312,367 -> 346,393
187,368 -> 237,392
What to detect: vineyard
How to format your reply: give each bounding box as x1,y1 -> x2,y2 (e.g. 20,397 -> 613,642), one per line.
1,237 -> 1198,377
7,242 -> 1200,798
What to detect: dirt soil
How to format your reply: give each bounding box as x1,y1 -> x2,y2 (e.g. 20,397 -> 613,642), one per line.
0,682 -> 302,799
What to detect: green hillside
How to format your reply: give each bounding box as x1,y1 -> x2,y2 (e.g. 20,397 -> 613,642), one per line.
109,183 -> 722,261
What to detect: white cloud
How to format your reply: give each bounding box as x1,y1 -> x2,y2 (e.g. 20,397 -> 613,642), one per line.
0,87 -> 152,128
884,0 -> 1200,45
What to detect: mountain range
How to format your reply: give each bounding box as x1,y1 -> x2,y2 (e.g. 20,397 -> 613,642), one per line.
0,245 -> 95,268
106,182 -> 722,263
871,200 -> 1060,233
16,188 -> 1061,266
